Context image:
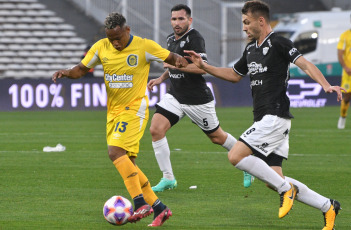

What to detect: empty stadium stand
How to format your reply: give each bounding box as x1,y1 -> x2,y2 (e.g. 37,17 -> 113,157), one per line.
0,0 -> 98,79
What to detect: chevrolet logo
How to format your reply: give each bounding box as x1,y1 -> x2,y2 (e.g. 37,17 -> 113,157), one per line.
287,79 -> 322,100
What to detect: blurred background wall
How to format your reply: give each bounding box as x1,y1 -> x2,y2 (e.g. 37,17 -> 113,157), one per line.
0,0 -> 350,111
2,0 -> 349,79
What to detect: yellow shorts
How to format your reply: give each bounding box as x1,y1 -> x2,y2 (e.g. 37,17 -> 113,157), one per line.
106,99 -> 149,158
341,71 -> 351,93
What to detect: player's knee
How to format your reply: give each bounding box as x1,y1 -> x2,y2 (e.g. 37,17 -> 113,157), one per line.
108,151 -> 118,161
107,147 -> 127,162
149,125 -> 167,140
149,125 -> 160,136
208,130 -> 226,145
210,136 -> 222,145
227,151 -> 239,166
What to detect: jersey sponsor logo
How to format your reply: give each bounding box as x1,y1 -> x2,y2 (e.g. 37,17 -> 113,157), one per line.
169,73 -> 185,79
250,80 -> 263,87
109,82 -> 133,88
247,62 -> 268,75
105,73 -> 134,88
127,54 -> 138,67
105,73 -> 133,82
289,48 -> 297,56
263,47 -> 269,55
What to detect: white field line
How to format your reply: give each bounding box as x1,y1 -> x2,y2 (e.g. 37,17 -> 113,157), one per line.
1,149 -> 349,157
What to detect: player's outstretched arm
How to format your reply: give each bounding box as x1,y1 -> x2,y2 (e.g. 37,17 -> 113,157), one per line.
295,56 -> 345,101
183,50 -> 242,83
164,52 -> 188,68
52,63 -> 90,83
163,62 -> 206,74
147,70 -> 169,92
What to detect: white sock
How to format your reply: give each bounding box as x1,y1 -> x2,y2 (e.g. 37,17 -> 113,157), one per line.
285,176 -> 330,212
221,132 -> 237,151
235,155 -> 290,193
152,137 -> 175,180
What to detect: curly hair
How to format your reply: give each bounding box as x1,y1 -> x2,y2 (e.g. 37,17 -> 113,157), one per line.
104,12 -> 126,29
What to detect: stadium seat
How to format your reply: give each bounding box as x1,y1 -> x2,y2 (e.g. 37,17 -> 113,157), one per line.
0,57 -> 13,63
26,57 -> 41,63
0,44 -> 7,50
0,3 -> 16,10
37,63 -> 52,70
26,37 -> 42,43
41,37 -> 56,43
59,24 -> 75,30
0,37 -> 12,43
0,51 -> 17,56
13,37 -> 28,44
36,44 -> 51,50
0,0 -> 87,79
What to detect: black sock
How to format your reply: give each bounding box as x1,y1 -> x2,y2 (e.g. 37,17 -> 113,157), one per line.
152,199 -> 166,217
133,194 -> 147,210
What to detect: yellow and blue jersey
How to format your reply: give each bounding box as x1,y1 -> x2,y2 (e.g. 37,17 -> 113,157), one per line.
81,35 -> 170,122
337,30 -> 351,69
338,30 -> 351,92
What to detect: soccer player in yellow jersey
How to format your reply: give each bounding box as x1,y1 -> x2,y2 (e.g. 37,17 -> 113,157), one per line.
337,18 -> 351,129
52,12 -> 188,227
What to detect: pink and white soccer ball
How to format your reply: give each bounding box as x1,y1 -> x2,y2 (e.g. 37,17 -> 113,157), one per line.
103,195 -> 133,225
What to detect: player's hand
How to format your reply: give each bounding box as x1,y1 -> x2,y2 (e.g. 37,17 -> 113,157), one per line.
163,62 -> 174,69
147,78 -> 162,92
183,50 -> 205,69
52,70 -> 66,83
174,56 -> 188,68
324,86 -> 346,102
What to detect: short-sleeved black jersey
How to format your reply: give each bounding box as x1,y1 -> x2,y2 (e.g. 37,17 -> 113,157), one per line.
166,28 -> 214,104
234,32 -> 302,121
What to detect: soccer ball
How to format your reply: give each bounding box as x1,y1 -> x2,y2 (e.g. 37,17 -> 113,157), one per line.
103,195 -> 133,225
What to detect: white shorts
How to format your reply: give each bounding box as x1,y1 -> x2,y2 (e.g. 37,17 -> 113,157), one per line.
156,93 -> 219,133
240,115 -> 291,159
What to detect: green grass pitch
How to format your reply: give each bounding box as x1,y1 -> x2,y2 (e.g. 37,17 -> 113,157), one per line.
0,106 -> 350,229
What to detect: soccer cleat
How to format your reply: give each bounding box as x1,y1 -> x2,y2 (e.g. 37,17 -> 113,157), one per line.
279,183 -> 298,218
128,204 -> 153,223
148,207 -> 172,227
337,117 -> 346,129
322,199 -> 341,230
152,178 -> 177,192
243,171 -> 254,188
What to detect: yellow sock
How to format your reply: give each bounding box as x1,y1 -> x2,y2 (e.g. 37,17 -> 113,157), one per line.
136,165 -> 158,206
340,100 -> 349,117
113,155 -> 142,199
